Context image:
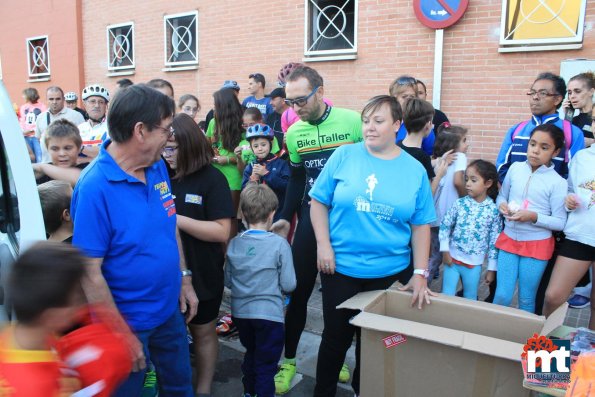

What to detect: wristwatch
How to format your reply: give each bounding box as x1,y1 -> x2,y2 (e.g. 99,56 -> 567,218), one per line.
181,269 -> 193,277
413,268 -> 430,279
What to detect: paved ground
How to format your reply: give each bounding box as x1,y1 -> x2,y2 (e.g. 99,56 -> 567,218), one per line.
211,277 -> 354,397
210,269 -> 590,396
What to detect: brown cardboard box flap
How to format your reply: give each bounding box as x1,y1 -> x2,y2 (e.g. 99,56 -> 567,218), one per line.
462,332 -> 524,361
350,311 -> 522,361
349,288 -> 565,397
336,289 -> 385,311
541,303 -> 568,336
349,311 -> 464,348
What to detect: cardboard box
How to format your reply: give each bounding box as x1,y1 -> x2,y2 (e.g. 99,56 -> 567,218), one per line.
338,289 -> 568,397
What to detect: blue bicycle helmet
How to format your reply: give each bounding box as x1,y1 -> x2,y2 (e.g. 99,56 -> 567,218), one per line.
246,124 -> 274,140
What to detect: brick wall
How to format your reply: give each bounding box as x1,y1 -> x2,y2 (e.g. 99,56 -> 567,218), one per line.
3,1 -> 594,161
0,0 -> 85,108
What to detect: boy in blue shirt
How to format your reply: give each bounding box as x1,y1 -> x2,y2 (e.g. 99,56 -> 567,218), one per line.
225,184 -> 296,397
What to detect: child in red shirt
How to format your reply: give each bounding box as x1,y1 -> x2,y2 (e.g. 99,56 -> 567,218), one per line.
0,242 -> 85,396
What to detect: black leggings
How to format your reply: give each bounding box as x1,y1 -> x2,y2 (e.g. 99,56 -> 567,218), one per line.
314,271 -> 410,397
283,203 -> 318,359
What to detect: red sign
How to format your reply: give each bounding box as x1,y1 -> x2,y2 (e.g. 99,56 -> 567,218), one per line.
382,333 -> 407,349
413,0 -> 469,30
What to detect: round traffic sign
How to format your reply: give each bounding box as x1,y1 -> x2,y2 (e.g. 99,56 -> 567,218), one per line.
413,0 -> 469,29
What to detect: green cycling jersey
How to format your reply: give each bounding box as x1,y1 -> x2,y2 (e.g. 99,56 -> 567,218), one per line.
285,106 -> 362,192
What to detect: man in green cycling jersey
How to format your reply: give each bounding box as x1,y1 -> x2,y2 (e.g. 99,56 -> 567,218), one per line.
271,66 -> 362,395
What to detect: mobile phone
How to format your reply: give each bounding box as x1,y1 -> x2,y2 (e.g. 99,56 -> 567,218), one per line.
565,102 -> 574,121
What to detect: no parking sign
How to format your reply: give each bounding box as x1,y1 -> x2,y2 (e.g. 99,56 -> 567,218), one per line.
413,0 -> 469,30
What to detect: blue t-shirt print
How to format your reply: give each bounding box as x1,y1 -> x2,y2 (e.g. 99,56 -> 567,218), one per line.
242,96 -> 272,118
353,173 -> 402,224
310,143 -> 436,279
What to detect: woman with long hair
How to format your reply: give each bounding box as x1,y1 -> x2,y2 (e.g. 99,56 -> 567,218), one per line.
206,89 -> 247,222
163,113 -> 234,396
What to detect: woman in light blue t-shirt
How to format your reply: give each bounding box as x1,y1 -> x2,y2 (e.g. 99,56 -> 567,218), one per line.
309,95 -> 436,397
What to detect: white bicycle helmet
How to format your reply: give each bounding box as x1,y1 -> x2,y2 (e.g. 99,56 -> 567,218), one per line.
64,91 -> 78,101
82,84 -> 110,102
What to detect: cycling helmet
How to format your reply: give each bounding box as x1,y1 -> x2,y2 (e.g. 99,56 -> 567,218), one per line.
64,91 -> 78,101
277,62 -> 304,87
221,80 -> 240,91
246,124 -> 274,141
82,84 -> 110,102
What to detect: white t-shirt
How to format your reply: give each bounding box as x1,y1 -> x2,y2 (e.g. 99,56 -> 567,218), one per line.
432,152 -> 467,227
78,120 -> 109,147
564,145 -> 595,247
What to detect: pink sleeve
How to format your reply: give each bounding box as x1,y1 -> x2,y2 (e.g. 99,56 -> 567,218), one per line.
18,105 -> 27,131
282,109 -> 299,132
281,98 -> 333,132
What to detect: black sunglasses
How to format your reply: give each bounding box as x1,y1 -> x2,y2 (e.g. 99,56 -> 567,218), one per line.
284,86 -> 320,107
395,76 -> 417,86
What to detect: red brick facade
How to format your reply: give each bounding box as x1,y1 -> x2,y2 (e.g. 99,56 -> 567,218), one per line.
0,0 -> 85,107
1,1 -> 594,160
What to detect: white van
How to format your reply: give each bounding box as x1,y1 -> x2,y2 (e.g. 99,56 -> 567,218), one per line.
0,72 -> 46,320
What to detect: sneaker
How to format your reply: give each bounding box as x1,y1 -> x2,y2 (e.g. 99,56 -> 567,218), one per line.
274,362 -> 296,394
568,294 -> 591,309
339,363 -> 350,383
216,314 -> 237,336
141,369 -> 158,397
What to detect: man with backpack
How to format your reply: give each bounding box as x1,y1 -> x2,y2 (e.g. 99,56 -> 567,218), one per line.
496,72 -> 584,183
494,72 -> 585,315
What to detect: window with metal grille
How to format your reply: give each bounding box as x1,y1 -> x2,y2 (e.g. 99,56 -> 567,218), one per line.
305,0 -> 357,57
107,22 -> 135,71
499,0 -> 587,51
26,36 -> 50,78
164,11 -> 198,67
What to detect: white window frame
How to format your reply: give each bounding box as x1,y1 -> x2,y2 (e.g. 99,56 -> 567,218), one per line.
499,0 -> 587,48
107,22 -> 135,71
26,35 -> 50,79
304,0 -> 358,58
163,10 -> 198,67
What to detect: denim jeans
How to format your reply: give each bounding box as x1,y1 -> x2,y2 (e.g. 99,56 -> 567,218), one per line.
493,250 -> 547,313
25,136 -> 42,163
442,263 -> 482,300
113,310 -> 193,397
234,317 -> 284,397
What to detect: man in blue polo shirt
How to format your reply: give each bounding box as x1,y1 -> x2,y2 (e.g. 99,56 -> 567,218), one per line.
71,84 -> 197,397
